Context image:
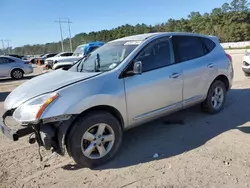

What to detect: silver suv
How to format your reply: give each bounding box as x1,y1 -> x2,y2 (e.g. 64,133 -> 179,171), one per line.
0,32 -> 233,168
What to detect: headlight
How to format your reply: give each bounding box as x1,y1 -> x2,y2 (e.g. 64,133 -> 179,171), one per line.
13,93 -> 58,123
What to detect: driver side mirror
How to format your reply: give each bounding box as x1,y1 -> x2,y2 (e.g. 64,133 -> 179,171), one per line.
133,61 -> 142,75
122,61 -> 142,78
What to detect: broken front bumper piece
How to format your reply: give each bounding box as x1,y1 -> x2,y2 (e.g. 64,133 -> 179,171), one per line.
0,110 -> 76,156
0,110 -> 34,141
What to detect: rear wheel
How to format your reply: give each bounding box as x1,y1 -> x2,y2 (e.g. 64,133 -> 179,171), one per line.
11,69 -> 24,80
67,111 -> 123,168
201,80 -> 226,114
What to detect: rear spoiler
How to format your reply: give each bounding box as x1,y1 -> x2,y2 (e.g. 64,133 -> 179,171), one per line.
208,36 -> 220,43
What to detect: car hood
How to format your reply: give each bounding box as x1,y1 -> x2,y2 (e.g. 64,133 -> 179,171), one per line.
4,70 -> 101,110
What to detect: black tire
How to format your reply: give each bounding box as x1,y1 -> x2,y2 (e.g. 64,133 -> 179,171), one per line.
11,69 -> 24,80
244,72 -> 250,77
66,111 -> 123,168
201,80 -> 226,114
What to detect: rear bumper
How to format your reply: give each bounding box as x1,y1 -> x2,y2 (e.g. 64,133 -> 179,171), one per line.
24,66 -> 34,74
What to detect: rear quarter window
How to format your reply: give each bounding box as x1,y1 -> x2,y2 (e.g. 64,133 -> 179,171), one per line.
201,38 -> 216,53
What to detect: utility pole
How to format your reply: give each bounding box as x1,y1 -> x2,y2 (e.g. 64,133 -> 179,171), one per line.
55,18 -> 64,52
68,18 -> 73,52
4,40 -> 11,54
1,39 -> 5,55
54,18 -> 73,52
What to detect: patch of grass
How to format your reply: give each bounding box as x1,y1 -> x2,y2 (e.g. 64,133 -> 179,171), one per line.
224,47 -> 249,50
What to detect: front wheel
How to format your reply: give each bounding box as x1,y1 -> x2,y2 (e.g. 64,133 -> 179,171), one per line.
66,111 -> 123,168
201,80 -> 226,114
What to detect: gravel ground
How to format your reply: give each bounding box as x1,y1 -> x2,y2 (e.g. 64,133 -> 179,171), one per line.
1,53 -> 250,188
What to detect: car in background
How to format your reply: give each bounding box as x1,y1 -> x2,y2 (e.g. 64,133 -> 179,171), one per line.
8,54 -> 24,59
52,41 -> 104,70
35,53 -> 58,65
30,54 -> 44,64
242,49 -> 250,76
44,52 -> 73,68
0,56 -> 33,79
0,33 -> 233,168
21,56 -> 31,61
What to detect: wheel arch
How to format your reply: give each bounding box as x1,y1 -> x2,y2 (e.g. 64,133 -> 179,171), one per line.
77,105 -> 124,129
9,68 -> 24,77
213,74 -> 230,91
56,105 -> 124,156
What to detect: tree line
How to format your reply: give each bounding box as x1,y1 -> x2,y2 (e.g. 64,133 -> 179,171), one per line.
1,0 -> 250,55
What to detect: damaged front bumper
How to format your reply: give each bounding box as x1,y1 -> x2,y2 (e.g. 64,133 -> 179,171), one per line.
0,118 -> 34,141
0,110 -> 76,156
0,110 -> 34,141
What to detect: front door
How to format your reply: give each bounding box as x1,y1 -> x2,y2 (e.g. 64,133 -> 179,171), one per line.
124,37 -> 183,126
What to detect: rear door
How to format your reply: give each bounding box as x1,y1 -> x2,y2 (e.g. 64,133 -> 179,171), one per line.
0,57 -> 15,77
172,36 -> 217,108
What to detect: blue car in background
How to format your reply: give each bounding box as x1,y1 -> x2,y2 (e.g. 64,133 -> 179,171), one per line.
45,41 -> 104,70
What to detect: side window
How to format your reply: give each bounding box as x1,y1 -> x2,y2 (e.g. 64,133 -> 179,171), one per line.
172,36 -> 206,63
0,57 -> 14,64
47,54 -> 55,58
134,38 -> 174,72
201,38 -> 216,53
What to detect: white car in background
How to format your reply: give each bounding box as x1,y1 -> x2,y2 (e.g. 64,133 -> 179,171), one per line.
44,52 -> 73,67
0,56 -> 33,79
51,42 -> 104,70
242,49 -> 250,76
46,45 -> 87,70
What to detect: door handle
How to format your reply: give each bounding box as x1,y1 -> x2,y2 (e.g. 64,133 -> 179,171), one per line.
207,63 -> 214,68
170,73 -> 181,79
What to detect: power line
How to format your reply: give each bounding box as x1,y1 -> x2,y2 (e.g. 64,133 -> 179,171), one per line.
1,39 -> 5,53
54,18 -> 73,52
4,40 -> 11,54
1,39 -> 11,55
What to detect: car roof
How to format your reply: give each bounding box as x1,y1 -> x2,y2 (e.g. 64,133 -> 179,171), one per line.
77,41 -> 104,48
110,32 -> 216,42
58,52 -> 72,54
0,55 -> 23,61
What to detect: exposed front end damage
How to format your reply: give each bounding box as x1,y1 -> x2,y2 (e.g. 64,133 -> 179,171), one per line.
0,109 -> 77,158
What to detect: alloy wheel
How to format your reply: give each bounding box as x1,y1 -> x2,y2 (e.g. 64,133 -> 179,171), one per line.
211,86 -> 224,110
81,123 -> 115,159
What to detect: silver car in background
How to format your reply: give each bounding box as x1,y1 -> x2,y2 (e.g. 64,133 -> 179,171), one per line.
0,32 -> 233,168
0,56 -> 33,79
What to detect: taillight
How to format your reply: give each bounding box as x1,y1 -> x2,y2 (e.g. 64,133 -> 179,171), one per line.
226,53 -> 232,62
24,61 -> 31,64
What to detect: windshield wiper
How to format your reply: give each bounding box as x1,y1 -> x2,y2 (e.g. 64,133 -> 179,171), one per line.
77,54 -> 91,72
94,53 -> 101,72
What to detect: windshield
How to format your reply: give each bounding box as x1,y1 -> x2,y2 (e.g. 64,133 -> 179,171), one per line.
72,45 -> 86,56
55,52 -> 64,57
70,41 -> 139,72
